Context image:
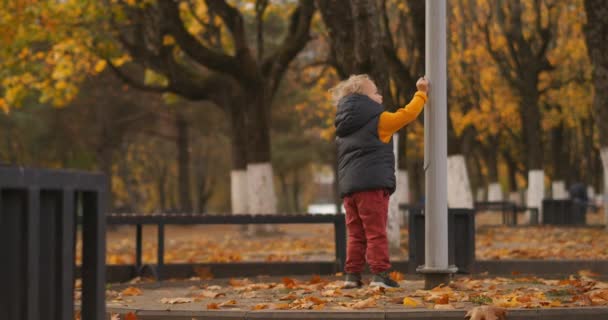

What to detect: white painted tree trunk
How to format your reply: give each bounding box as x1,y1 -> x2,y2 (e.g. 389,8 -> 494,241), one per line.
601,148 -> 608,229
488,183 -> 503,202
551,181 -> 568,200
526,170 -> 545,223
395,170 -> 409,226
387,134 -> 401,253
447,154 -> 474,209
230,170 -> 249,214
588,186 -> 596,202
396,170 -> 410,205
247,162 -> 278,233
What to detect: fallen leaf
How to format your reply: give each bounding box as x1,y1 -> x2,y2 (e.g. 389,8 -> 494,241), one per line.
121,287 -> 142,296
193,290 -> 225,300
124,312 -> 137,320
434,294 -> 450,304
579,269 -> 600,278
308,296 -> 325,305
229,278 -> 251,287
218,299 -> 237,307
322,289 -> 341,297
160,297 -> 194,304
312,304 -> 326,310
110,314 -> 120,320
282,277 -> 297,288
207,303 -> 219,310
252,303 -> 268,310
280,293 -> 297,301
242,291 -> 257,299
351,297 -> 377,309
434,303 -> 455,310
271,303 -> 290,310
309,275 -> 323,284
403,297 -> 420,307
465,306 -> 507,320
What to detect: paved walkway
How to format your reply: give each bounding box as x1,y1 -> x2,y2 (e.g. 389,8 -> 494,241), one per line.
91,275 -> 608,320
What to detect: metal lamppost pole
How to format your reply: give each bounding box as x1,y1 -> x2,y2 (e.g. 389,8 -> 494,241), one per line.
417,0 -> 457,289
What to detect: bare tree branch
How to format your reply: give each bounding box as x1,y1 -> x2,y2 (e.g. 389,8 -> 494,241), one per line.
262,0 -> 315,97
159,0 -> 244,80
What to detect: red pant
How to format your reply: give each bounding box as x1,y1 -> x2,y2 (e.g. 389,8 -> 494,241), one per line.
343,189 -> 390,274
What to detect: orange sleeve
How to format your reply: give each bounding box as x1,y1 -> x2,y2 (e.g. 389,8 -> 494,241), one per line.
377,91 -> 427,143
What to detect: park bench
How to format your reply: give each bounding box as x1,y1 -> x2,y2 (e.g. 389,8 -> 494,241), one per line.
542,199 -> 588,225
105,213 -> 346,281
474,201 -> 540,225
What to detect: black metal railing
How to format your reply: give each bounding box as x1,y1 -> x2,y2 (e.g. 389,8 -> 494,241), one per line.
105,213 -> 347,281
0,166 -> 107,320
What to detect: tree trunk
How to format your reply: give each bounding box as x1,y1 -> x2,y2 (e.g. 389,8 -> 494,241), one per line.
230,104 -> 249,214
157,165 -> 168,212
551,122 -> 568,199
245,87 -> 278,217
584,0 -> 608,228
176,112 -> 192,213
292,170 -> 301,213
485,143 -> 503,202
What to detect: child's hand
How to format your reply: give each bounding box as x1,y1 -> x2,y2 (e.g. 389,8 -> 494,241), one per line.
416,77 -> 429,93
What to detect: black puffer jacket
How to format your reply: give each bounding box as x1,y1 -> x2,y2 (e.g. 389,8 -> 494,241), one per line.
335,94 -> 395,198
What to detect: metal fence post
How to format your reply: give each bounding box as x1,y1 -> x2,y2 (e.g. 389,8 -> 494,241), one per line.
82,191 -> 106,320
157,223 -> 165,281
334,216 -> 346,271
26,188 -> 40,320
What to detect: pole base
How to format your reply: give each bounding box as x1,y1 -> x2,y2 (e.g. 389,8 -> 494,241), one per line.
416,265 -> 458,290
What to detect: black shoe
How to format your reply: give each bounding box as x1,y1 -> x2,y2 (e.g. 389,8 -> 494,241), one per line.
370,271 -> 400,288
343,273 -> 363,289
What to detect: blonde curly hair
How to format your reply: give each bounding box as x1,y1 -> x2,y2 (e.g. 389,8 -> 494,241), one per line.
329,74 -> 373,106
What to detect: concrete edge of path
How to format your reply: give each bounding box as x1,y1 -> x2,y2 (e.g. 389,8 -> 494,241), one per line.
105,306 -> 608,320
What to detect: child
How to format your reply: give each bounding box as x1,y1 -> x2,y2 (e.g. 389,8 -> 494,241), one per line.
331,74 -> 428,288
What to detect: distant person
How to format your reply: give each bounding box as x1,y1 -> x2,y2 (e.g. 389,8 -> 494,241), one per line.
569,182 -> 588,204
331,74 -> 428,288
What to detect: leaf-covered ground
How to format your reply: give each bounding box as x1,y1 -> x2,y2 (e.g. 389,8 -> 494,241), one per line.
75,211 -> 607,264
93,273 -> 608,313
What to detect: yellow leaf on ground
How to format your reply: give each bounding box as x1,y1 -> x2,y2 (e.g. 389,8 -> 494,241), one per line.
121,287 -> 142,296
403,297 -> 419,307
